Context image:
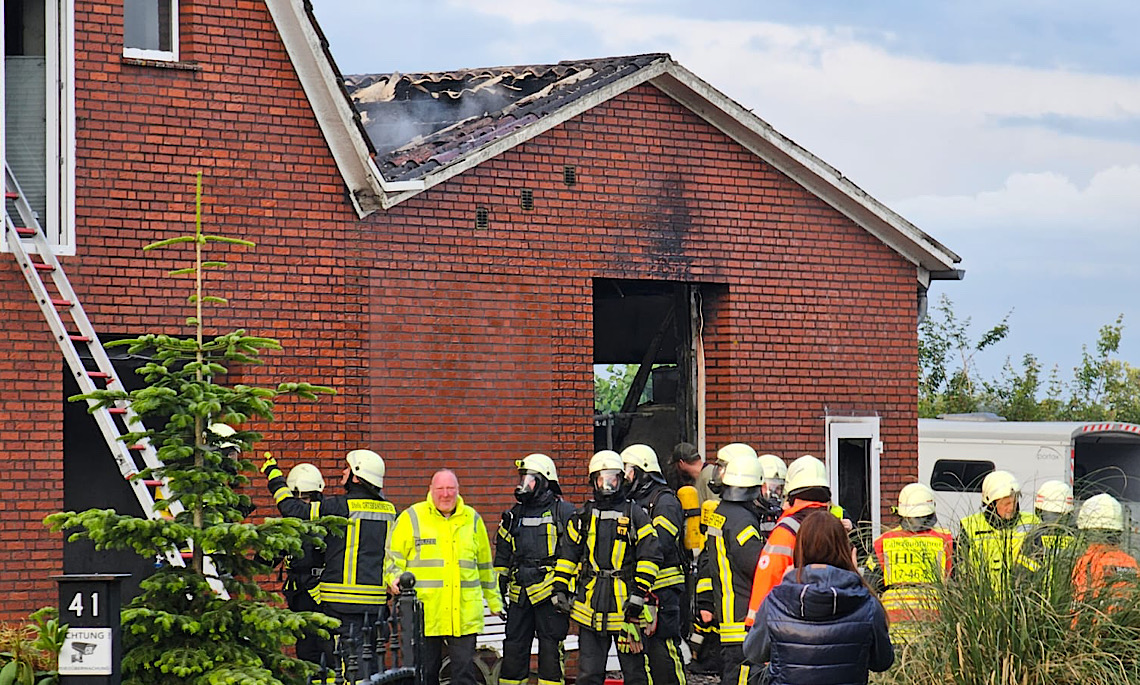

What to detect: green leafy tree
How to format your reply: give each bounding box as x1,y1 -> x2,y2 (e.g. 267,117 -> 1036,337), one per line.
918,295 -> 1010,417
920,298 -> 1140,423
45,175 -> 338,685
594,364 -> 640,413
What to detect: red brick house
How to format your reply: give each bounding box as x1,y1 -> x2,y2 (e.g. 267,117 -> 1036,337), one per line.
1,0 -> 960,618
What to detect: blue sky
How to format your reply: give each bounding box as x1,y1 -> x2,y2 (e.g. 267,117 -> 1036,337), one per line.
312,0 -> 1140,384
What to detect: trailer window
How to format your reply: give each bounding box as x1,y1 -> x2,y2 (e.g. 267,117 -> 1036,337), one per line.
930,459 -> 994,492
1074,436 -> 1140,502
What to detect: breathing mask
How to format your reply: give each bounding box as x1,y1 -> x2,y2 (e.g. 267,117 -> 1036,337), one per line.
514,470 -> 547,503
593,468 -> 625,502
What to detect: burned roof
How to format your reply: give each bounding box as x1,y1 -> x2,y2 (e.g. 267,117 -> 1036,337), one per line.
344,54 -> 668,183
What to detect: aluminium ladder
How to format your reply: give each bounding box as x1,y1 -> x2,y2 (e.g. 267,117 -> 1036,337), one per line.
4,163 -> 225,595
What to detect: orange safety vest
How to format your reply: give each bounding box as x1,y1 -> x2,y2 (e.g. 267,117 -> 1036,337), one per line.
1072,543 -> 1139,603
745,500 -> 829,626
869,527 -> 953,632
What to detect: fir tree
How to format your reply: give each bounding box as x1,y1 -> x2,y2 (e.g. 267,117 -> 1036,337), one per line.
46,174 -> 339,685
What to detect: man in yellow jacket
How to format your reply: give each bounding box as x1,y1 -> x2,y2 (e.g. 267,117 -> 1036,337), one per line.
388,470 -> 503,685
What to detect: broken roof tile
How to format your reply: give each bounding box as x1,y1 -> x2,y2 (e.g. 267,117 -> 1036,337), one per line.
343,54 -> 668,183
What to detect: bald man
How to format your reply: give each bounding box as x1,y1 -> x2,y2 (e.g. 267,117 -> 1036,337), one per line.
388,470 -> 502,685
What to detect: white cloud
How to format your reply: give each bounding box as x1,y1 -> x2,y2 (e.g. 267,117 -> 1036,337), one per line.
897,165 -> 1140,235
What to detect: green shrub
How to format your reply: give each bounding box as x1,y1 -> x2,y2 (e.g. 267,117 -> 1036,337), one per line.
873,535 -> 1140,685
0,608 -> 67,685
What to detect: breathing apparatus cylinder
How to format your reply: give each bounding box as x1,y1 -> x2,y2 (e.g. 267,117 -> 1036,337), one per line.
677,485 -> 703,552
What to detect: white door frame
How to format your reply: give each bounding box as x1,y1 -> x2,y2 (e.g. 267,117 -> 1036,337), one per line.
826,416 -> 883,538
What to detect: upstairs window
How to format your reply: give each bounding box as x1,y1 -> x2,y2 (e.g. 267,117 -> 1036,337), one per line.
124,0 -> 178,61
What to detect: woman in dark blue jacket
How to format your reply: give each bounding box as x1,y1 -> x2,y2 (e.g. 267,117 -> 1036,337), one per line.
743,510 -> 893,684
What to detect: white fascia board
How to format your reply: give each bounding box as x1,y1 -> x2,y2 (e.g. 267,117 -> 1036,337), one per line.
650,64 -> 961,275
394,59 -> 673,200
264,0 -> 423,217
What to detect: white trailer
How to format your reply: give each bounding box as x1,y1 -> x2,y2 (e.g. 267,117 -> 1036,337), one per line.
917,416 -> 1140,549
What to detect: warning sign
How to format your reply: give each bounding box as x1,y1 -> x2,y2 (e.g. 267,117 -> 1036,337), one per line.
58,627 -> 113,675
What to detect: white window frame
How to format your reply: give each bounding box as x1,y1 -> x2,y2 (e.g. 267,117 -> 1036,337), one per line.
3,0 -> 76,256
123,0 -> 179,62
826,416 -> 883,538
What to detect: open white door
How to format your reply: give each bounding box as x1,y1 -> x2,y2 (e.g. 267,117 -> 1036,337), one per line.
826,417 -> 883,546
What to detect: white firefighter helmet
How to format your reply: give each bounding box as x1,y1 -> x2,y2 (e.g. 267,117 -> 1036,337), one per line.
981,470 -> 1020,506
589,450 -> 624,475
517,453 -> 559,482
721,454 -> 765,488
897,483 -> 937,518
208,423 -> 239,451
1034,480 -> 1074,515
620,444 -> 662,474
346,449 -> 385,489
286,463 -> 325,494
758,454 -> 787,480
785,455 -> 829,495
1077,493 -> 1124,532
716,443 -> 758,466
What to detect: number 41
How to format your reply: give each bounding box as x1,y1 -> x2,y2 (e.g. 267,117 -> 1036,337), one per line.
68,592 -> 99,617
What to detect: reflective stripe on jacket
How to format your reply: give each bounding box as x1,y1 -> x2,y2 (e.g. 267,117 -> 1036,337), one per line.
388,495 -> 503,637
957,510 -> 1039,591
868,526 -> 952,631
696,499 -> 766,643
553,499 -> 662,632
746,501 -> 831,626
493,496 -> 575,603
268,470 -> 395,612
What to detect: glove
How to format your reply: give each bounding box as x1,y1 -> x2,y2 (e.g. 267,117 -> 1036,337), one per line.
550,590 -> 572,614
260,452 -> 278,474
622,594 -> 646,622
616,620 -> 643,654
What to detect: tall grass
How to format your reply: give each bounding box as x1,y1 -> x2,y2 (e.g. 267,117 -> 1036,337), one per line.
872,531 -> 1140,685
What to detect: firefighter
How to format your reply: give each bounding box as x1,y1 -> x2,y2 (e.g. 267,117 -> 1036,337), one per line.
263,449 -> 397,671
1018,480 -> 1076,579
956,470 -> 1040,593
691,443 -> 757,677
1072,493 -> 1139,603
756,453 -> 787,523
494,454 -> 576,685
552,450 -> 662,685
865,483 -> 953,643
694,449 -> 766,685
621,444 -> 687,685
276,463 -> 333,665
746,454 -> 834,626
208,423 -> 256,517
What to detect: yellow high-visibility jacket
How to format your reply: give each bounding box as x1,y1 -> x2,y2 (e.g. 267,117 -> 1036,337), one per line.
957,510 -> 1040,592
387,495 -> 503,637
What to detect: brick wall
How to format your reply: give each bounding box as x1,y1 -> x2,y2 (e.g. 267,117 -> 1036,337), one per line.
0,0 -> 366,618
1,2 -> 919,620
361,85 -> 919,521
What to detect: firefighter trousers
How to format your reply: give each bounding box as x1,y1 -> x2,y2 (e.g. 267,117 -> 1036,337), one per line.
721,642 -> 754,685
501,594 -> 569,685
645,588 -> 686,685
284,583 -> 333,666
577,628 -> 648,685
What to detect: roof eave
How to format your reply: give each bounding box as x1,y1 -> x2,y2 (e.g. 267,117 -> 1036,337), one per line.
264,0 -> 424,217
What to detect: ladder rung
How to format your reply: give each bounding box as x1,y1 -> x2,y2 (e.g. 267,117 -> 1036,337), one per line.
107,407 -> 127,415
142,479 -> 163,487
87,371 -> 112,380
69,334 -> 91,342
128,443 -> 145,451
33,262 -> 54,272
15,227 -> 35,237
51,297 -> 73,307
4,191 -> 16,199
